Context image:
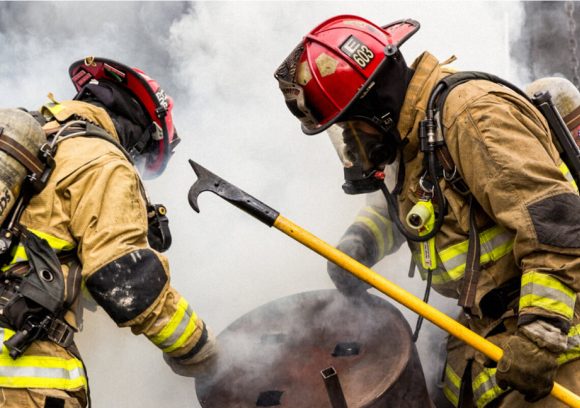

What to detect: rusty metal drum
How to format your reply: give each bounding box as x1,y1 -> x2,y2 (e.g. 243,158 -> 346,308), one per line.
196,290 -> 433,407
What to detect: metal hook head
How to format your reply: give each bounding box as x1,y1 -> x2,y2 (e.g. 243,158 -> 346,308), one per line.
188,159 -> 222,213
187,159 -> 280,226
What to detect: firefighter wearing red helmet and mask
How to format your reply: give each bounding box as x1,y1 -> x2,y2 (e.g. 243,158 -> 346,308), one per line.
0,57 -> 216,407
275,15 -> 580,407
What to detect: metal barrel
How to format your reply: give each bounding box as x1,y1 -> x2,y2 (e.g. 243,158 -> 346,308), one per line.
196,290 -> 433,407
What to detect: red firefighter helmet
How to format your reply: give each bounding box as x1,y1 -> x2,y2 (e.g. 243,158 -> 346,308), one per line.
275,15 -> 420,135
69,57 -> 179,178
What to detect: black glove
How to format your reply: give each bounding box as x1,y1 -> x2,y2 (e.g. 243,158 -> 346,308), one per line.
327,240 -> 372,296
493,331 -> 558,402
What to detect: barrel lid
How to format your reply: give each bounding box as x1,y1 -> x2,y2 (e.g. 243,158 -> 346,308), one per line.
196,290 -> 416,407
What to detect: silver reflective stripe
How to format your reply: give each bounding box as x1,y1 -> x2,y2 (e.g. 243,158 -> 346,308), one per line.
473,367 -> 508,408
414,225 -> 514,286
520,284 -> 576,312
0,364 -> 85,381
560,162 -> 578,192
568,325 -> 580,350
148,297 -> 198,354
0,328 -> 87,390
443,364 -> 460,407
558,324 -> 580,364
440,226 -> 513,281
156,304 -> 195,350
520,272 -> 576,320
355,205 -> 395,259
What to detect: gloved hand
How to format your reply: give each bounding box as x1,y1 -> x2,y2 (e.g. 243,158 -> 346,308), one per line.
327,240 -> 372,297
493,331 -> 559,402
163,327 -> 218,379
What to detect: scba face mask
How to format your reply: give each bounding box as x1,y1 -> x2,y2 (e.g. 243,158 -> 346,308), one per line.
329,120 -> 399,194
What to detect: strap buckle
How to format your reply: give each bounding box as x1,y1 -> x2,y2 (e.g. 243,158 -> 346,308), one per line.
47,318 -> 75,348
443,166 -> 471,196
419,173 -> 435,196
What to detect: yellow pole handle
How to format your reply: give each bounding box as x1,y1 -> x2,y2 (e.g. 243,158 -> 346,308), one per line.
273,215 -> 580,407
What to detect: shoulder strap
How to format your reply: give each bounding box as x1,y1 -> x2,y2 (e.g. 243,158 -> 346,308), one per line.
425,72 -> 529,311
426,71 -> 531,197
432,71 -> 530,115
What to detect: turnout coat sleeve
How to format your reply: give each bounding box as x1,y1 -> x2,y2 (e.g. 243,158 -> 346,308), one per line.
51,136 -> 207,360
442,80 -> 580,329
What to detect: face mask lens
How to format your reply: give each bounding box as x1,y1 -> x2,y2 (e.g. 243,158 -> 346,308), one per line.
337,121 -> 388,170
368,143 -> 396,167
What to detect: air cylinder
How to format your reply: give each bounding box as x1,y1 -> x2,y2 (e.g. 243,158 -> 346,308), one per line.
0,109 -> 45,225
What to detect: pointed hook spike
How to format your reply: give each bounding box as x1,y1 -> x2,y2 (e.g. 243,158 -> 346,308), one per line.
187,159 -> 280,226
188,159 -> 220,213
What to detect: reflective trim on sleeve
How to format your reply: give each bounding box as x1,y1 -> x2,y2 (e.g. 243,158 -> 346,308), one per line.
0,328 -> 87,391
559,162 -> 578,193
443,363 -> 460,407
354,205 -> 395,259
414,225 -> 513,285
472,367 -> 509,408
519,272 -> 576,320
148,297 -> 198,353
557,323 -> 580,365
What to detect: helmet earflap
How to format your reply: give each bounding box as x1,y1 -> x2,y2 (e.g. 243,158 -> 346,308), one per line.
69,57 -> 180,178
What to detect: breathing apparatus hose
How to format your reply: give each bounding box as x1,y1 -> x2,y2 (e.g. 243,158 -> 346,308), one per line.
380,149 -> 447,242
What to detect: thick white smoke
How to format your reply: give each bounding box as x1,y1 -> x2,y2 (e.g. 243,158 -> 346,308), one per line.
0,2 -> 524,407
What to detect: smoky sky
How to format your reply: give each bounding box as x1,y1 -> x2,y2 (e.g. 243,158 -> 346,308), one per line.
0,2 -> 191,107
0,2 -> 526,408
512,1 -> 580,85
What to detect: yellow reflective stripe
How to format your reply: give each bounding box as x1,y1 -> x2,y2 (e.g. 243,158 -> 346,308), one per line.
149,297 -> 199,353
0,329 -> 87,390
412,251 -> 448,284
43,102 -> 65,117
162,313 -> 197,353
520,294 -> 575,320
3,246 -> 27,270
557,324 -> 580,365
355,216 -> 385,259
443,387 -> 459,407
559,162 -> 578,193
365,206 -> 394,254
472,367 -> 508,408
520,272 -> 576,320
0,356 -> 87,390
443,364 -> 460,407
424,225 -> 513,283
445,363 -> 461,388
150,297 -> 188,345
27,229 -> 75,252
2,229 -> 76,271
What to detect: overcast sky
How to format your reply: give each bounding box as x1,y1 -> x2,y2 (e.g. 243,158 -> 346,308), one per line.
0,2 -> 526,407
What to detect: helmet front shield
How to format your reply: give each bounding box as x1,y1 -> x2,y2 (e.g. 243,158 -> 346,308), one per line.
275,16 -> 420,135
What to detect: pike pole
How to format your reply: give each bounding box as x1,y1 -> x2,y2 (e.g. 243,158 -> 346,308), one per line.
187,159 -> 580,408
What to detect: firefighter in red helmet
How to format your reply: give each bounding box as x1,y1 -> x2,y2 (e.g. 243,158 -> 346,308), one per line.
275,15 -> 580,407
0,57 -> 216,407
